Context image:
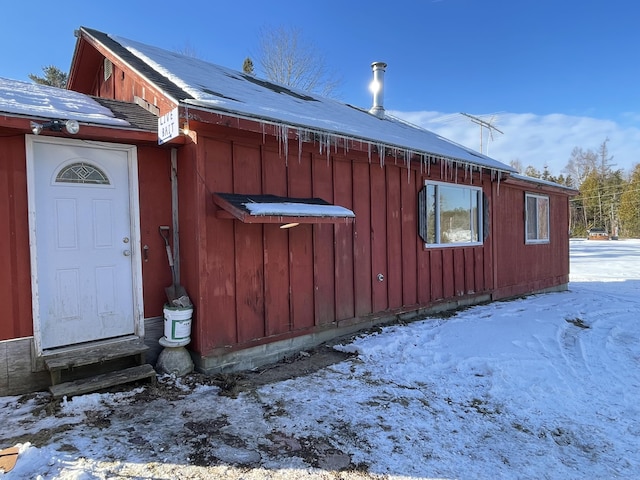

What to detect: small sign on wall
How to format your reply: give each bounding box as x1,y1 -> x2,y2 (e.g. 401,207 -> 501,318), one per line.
158,107 -> 179,145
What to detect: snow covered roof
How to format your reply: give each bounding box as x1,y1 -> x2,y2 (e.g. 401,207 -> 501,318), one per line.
508,172 -> 578,193
79,27 -> 515,173
0,77 -> 130,127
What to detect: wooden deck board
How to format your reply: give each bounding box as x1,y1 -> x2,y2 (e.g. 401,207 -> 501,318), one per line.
49,364 -> 156,399
44,339 -> 149,372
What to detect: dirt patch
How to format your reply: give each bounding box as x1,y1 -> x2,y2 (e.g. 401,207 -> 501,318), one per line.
202,344 -> 356,397
115,343 -> 356,403
244,345 -> 355,386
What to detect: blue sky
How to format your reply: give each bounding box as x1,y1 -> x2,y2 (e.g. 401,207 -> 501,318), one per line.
2,0 -> 639,176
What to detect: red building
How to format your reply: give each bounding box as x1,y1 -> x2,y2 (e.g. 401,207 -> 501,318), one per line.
0,27 -> 575,395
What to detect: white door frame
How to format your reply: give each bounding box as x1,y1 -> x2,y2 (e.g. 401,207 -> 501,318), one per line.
25,135 -> 145,355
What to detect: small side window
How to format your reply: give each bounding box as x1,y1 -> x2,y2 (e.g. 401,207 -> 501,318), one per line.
525,193 -> 549,243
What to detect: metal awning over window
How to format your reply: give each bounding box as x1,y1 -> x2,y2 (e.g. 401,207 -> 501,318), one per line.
212,193 -> 355,225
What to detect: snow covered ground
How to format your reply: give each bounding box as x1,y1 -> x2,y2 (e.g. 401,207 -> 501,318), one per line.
1,239 -> 639,479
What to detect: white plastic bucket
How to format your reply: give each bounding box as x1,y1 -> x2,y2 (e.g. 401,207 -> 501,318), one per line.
163,305 -> 193,343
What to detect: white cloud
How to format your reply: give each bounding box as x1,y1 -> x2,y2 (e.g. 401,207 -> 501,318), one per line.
392,110 -> 640,176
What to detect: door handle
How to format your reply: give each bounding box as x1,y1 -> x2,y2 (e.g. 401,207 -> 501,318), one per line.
123,249 -> 132,256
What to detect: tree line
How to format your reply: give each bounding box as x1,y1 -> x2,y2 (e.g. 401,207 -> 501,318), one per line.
511,139 -> 640,239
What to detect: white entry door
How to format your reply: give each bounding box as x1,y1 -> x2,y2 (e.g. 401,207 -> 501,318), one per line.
28,138 -> 139,350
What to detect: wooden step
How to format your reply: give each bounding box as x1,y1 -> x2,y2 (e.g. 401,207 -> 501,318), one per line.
49,364 -> 157,399
44,339 -> 149,385
45,339 -> 149,372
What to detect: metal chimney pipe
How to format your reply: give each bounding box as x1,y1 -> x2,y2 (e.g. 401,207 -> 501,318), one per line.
369,61 -> 387,118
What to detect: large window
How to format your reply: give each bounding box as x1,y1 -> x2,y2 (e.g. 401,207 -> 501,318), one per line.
420,181 -> 483,246
525,193 -> 549,243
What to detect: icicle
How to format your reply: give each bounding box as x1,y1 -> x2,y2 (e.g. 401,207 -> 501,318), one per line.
278,124 -> 289,165
326,135 -> 331,164
368,142 -> 372,164
378,143 -> 384,168
497,170 -> 501,195
262,122 -> 266,144
277,125 -> 282,158
428,157 -> 431,176
297,128 -> 303,164
405,150 -> 411,183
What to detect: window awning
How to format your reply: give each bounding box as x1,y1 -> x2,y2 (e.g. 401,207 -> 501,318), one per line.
212,193 -> 355,225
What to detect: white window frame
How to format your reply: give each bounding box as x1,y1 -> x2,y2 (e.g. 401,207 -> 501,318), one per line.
423,180 -> 483,248
525,193 -> 550,244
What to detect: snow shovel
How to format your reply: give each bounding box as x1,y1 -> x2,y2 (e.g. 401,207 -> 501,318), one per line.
159,226 -> 189,306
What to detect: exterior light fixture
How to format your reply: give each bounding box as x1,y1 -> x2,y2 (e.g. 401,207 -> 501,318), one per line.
30,122 -> 43,135
65,120 -> 80,134
280,223 -> 300,229
29,119 -> 80,135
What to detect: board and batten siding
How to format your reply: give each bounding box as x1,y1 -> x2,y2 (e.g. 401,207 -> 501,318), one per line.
185,129 -> 494,356
492,182 -> 571,299
0,135 -> 32,341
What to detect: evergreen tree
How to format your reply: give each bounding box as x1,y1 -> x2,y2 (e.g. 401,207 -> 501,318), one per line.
619,164 -> 640,237
242,57 -> 255,76
28,65 -> 68,88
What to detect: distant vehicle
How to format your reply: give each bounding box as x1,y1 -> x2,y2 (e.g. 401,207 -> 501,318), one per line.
587,228 -> 609,240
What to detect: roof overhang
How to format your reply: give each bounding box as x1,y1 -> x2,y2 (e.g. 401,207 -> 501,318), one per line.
181,105 -> 515,180
212,193 -> 355,225
0,113 -> 160,144
505,173 -> 579,196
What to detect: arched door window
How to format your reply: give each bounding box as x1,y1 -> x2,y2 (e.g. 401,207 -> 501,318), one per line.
55,162 -> 110,185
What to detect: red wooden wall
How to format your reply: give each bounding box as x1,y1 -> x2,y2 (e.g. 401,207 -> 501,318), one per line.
69,40 -> 176,116
0,134 -> 32,341
493,183 -> 571,298
136,145 -> 174,318
182,127 -> 496,356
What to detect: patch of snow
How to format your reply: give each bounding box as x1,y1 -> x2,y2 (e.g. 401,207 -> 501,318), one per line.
243,202 -> 355,217
1,239 -> 639,478
0,77 -> 129,127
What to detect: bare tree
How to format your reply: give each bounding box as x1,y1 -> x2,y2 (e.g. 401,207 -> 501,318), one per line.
28,65 -> 68,88
254,26 -> 341,97
563,146 -> 598,187
509,158 -> 524,174
596,137 -> 615,176
173,42 -> 200,58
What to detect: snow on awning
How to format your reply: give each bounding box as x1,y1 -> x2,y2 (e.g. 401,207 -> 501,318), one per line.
212,193 -> 355,225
